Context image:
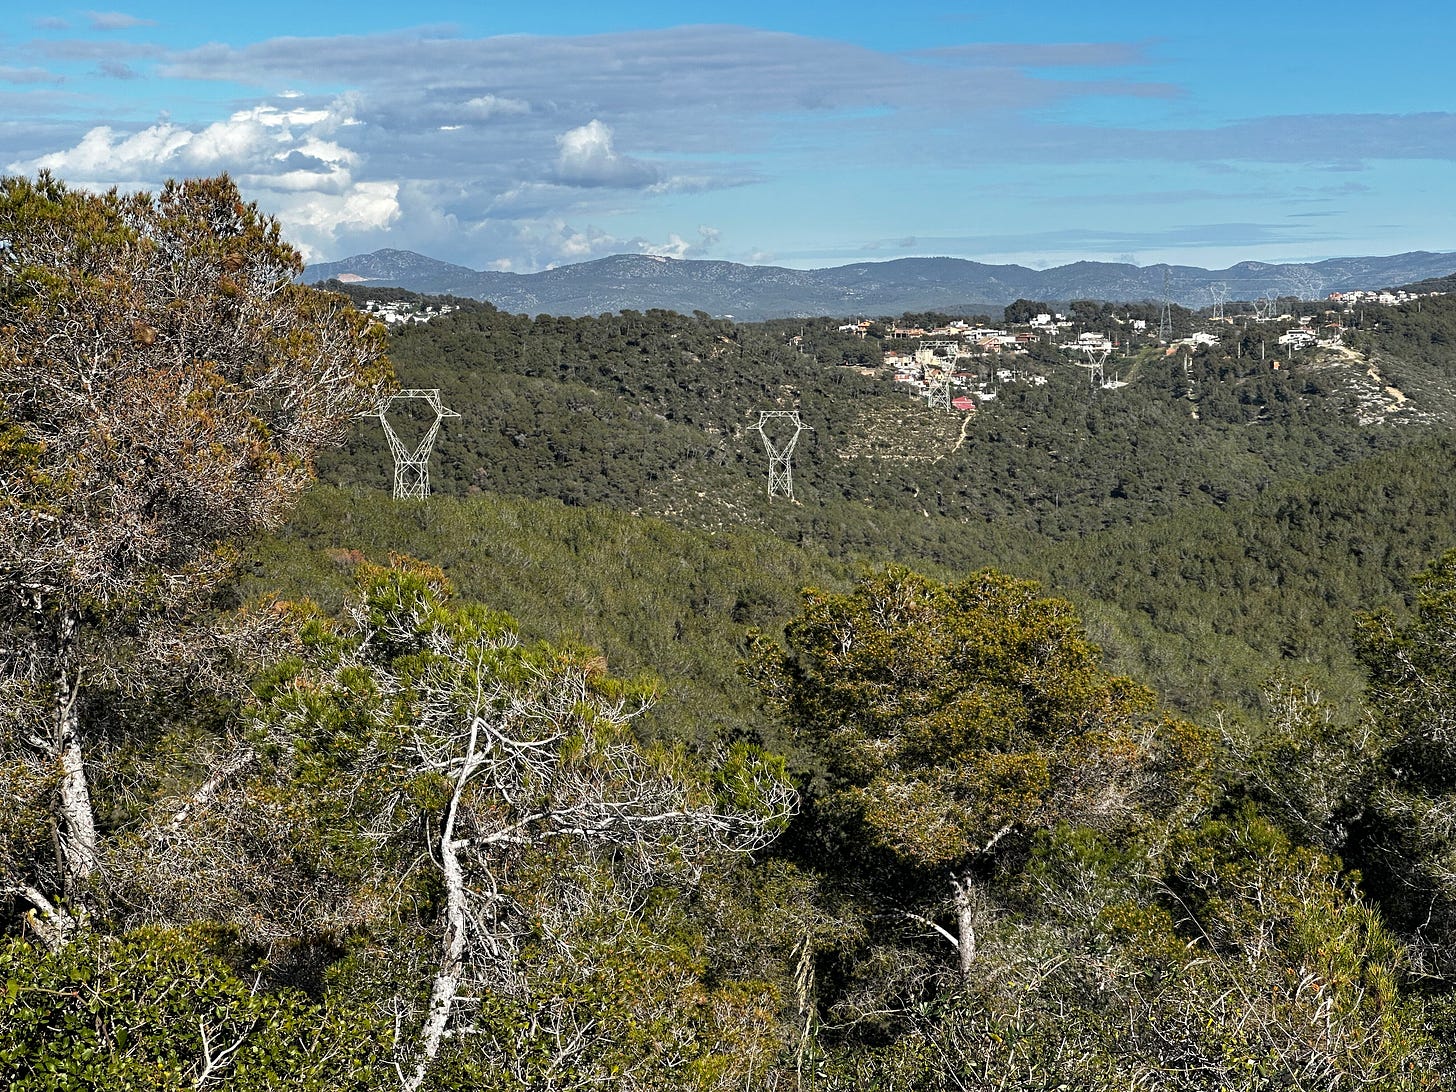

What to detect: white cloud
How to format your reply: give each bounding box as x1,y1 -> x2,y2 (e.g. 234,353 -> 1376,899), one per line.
271,181 -> 400,238
639,233 -> 691,259
185,114 -> 271,165
553,119 -> 658,189
9,96 -> 399,261
556,220 -> 618,258
0,66 -> 64,85
25,122 -> 193,175
85,11 -> 155,30
464,94 -> 530,119
14,101 -> 362,180
638,224 -> 721,259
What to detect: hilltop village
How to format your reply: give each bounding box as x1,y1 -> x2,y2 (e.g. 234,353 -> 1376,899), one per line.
827,286 -> 1452,410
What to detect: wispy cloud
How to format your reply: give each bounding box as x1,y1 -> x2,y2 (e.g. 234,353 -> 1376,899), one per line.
0,66 -> 64,85
882,111 -> 1456,169
84,11 -> 156,30
917,40 -> 1160,68
807,222 -> 1352,268
462,94 -> 530,119
33,38 -> 163,62
95,60 -> 140,80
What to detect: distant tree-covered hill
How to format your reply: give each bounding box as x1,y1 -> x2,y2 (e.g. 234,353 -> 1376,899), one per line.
302,248 -> 1456,318
323,292 -> 1456,549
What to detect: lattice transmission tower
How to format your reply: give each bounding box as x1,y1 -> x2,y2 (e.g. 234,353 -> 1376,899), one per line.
916,343 -> 957,412
1157,268 -> 1173,341
751,410 -> 811,501
376,389 -> 459,499
1209,282 -> 1228,322
1082,344 -> 1110,388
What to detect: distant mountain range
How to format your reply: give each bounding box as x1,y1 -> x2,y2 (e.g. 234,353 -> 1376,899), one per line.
301,248 -> 1456,320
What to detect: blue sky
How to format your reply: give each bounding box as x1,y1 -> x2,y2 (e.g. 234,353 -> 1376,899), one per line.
4,2 -> 1454,273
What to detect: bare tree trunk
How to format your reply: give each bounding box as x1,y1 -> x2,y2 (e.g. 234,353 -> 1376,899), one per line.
53,607 -> 97,901
13,884 -> 78,951
950,874 -> 978,980
154,743 -> 257,841
402,726 -> 476,1092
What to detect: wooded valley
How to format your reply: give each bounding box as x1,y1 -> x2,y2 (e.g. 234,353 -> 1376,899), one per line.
9,173 -> 1456,1090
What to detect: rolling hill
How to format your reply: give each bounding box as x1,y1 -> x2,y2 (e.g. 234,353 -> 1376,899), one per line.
302,248 -> 1456,319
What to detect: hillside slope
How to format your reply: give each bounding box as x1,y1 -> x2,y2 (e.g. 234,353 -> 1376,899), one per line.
292,292 -> 1456,721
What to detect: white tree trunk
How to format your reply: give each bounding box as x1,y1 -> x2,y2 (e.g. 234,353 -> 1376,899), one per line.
155,744 -> 257,841
951,874 -> 978,980
53,608 -> 98,900
14,885 -> 78,951
402,727 -> 477,1092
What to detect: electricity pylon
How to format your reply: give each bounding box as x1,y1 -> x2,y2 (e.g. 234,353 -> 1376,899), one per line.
916,348 -> 954,411
917,341 -> 962,412
752,410 -> 811,501
1082,344 -> 1110,388
1209,282 -> 1228,321
924,365 -> 954,411
1157,268 -> 1173,341
376,389 -> 459,499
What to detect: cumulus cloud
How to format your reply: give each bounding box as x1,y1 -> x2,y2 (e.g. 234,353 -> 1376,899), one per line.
464,218 -> 628,268
9,97 -> 398,259
262,181 -> 401,257
638,225 -> 721,259
553,120 -> 659,188
638,234 -> 690,259
22,123 -> 188,176
556,222 -> 616,259
16,102 -> 352,179
440,216 -> 648,270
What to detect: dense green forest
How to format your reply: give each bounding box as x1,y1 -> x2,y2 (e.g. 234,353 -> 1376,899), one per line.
11,176 -> 1456,1090
316,284 -> 1456,714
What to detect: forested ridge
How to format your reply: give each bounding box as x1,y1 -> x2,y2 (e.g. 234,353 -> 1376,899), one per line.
10,178 -> 1456,1089
318,285 -> 1456,712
